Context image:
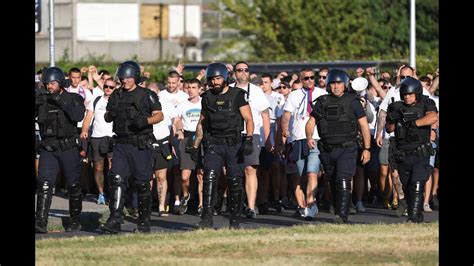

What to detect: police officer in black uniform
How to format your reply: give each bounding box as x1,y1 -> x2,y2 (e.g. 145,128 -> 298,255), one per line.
100,61 -> 163,233
386,77 -> 438,223
35,67 -> 86,233
186,62 -> 254,229
305,69 -> 371,223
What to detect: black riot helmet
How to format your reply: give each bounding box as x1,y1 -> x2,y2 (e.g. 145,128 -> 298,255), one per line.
399,76 -> 423,100
42,67 -> 68,88
115,60 -> 141,84
206,62 -> 229,84
325,69 -> 350,93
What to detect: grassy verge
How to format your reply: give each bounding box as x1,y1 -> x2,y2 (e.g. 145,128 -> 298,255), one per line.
36,222 -> 438,265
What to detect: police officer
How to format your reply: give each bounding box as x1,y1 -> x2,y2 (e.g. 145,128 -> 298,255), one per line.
186,62 -> 254,229
305,69 -> 371,223
386,77 -> 438,223
35,67 -> 86,233
100,61 -> 163,233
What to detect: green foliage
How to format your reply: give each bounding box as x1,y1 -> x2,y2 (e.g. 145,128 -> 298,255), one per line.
220,0 -> 438,62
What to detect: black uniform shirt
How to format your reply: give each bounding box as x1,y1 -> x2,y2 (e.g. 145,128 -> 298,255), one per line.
312,94 -> 366,120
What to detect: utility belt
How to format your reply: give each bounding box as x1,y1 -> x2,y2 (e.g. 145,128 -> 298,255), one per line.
318,140 -> 357,153
114,134 -> 154,150
205,133 -> 241,146
393,142 -> 434,161
151,136 -> 172,160
40,136 -> 80,152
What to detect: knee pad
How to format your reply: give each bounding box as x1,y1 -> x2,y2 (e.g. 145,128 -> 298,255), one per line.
135,181 -> 151,195
37,180 -> 53,194
109,174 -> 125,189
227,176 -> 242,192
67,182 -> 82,197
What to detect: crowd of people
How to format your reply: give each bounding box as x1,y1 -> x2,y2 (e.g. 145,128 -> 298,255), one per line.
34,60 -> 439,233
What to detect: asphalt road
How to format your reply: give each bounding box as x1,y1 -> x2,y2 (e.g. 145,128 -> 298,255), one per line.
35,194 -> 439,240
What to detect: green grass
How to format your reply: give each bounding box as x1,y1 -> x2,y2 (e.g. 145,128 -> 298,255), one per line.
36,222 -> 438,265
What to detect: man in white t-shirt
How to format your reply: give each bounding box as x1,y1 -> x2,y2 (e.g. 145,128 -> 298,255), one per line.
80,78 -> 116,205
281,68 -> 327,220
151,95 -> 178,217
256,73 -> 286,214
158,71 -> 190,213
229,61 -> 271,219
174,78 -> 204,215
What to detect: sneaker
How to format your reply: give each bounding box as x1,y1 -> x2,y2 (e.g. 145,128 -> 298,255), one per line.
391,198 -> 399,210
355,201 -> 366,212
430,196 -> 439,210
246,208 -> 257,219
178,193 -> 191,215
97,193 -> 106,205
173,201 -> 180,214
305,203 -> 319,220
396,199 -> 408,217
293,206 -> 306,218
197,206 -> 203,216
423,203 -> 432,213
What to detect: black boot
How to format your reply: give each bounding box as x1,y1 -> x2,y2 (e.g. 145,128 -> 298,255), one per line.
408,181 -> 424,223
194,170 -> 217,229
135,181 -> 152,233
227,176 -> 243,229
66,183 -> 83,232
100,174 -> 126,234
35,181 -> 53,234
334,178 -> 351,224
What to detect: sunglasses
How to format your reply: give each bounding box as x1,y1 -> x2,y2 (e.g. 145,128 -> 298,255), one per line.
399,75 -> 407,79
319,75 -> 327,80
382,85 -> 390,90
103,85 -> 115,89
236,68 -> 249,73
279,86 -> 288,89
303,76 -> 315,81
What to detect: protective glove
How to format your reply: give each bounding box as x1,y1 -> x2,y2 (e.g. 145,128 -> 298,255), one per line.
185,146 -> 199,162
132,115 -> 149,128
242,136 -> 254,156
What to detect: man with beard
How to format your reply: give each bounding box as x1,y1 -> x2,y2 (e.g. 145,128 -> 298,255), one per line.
186,62 -> 254,229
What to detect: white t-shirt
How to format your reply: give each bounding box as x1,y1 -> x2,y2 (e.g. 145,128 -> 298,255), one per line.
158,89 -> 189,107
176,98 -> 202,132
283,87 -> 327,142
153,99 -> 178,140
92,86 -> 104,98
229,83 -> 271,143
66,85 -> 94,128
86,96 -> 114,138
264,91 -> 285,146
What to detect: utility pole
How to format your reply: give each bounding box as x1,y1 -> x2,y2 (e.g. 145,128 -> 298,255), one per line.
49,0 -> 55,66
182,0 -> 187,60
410,0 -> 416,69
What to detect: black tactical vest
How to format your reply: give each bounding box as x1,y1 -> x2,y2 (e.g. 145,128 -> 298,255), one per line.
113,87 -> 153,137
37,93 -> 78,139
315,93 -> 359,145
393,97 -> 430,146
203,87 -> 243,138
